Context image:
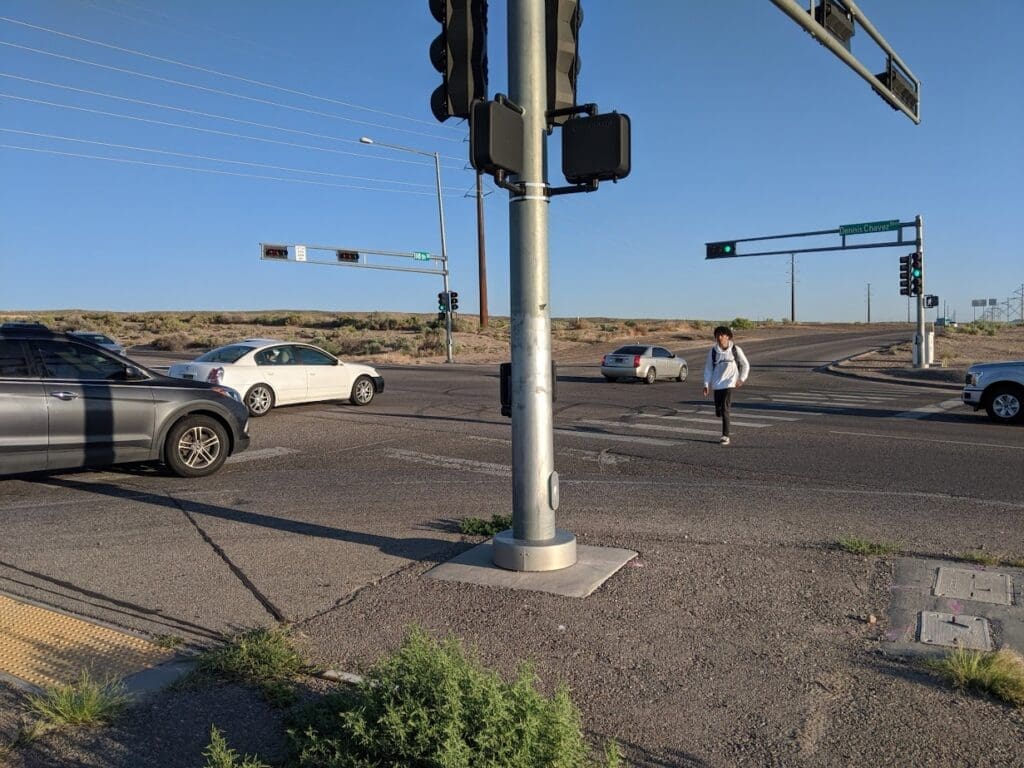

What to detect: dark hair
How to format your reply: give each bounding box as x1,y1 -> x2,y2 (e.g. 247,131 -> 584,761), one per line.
713,325 -> 733,339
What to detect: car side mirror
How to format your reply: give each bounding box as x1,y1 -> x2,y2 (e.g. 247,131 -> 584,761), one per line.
124,365 -> 146,380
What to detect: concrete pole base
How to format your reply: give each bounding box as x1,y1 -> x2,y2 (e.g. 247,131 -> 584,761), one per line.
492,529 -> 577,572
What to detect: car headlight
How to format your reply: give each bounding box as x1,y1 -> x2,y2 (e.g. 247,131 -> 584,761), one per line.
965,372 -> 981,387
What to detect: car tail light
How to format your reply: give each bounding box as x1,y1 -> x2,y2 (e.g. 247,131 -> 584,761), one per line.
601,355 -> 607,365
633,355 -> 641,367
207,367 -> 224,384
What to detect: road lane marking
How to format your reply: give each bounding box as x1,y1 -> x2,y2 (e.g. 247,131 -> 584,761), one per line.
225,447 -> 300,464
555,428 -> 677,447
576,418 -> 720,436
718,411 -> 800,421
635,414 -> 771,428
784,391 -> 895,401
734,406 -> 824,417
829,430 -> 1024,450
383,448 -> 510,476
893,399 -> 965,419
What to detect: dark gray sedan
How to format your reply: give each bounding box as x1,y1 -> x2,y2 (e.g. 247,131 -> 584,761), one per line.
600,344 -> 688,384
0,329 -> 250,478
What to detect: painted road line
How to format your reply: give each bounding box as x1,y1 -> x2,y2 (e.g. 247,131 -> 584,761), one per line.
383,448 -> 510,477
893,399 -> 966,419
718,411 -> 800,421
555,428 -> 677,447
734,406 -> 825,417
576,419 -> 720,437
791,391 -> 896,401
829,430 -> 1024,450
225,447 -> 300,464
635,414 -> 771,428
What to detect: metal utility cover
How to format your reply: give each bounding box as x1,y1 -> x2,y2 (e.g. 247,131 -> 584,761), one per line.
918,612 -> 993,651
934,567 -> 1013,606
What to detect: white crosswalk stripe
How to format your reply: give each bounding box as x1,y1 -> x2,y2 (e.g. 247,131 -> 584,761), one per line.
635,413 -> 771,428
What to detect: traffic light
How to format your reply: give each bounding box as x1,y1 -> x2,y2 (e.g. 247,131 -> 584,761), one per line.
909,252 -> 923,296
545,0 -> 583,126
899,254 -> 911,296
429,0 -> 488,122
450,291 -> 459,311
262,244 -> 288,260
706,241 -> 737,259
438,291 -> 449,312
336,250 -> 359,263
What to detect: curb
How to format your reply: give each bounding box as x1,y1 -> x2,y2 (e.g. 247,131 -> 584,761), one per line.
825,363 -> 962,391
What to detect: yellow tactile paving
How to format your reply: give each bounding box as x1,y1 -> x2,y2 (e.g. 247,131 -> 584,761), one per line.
0,594 -> 175,689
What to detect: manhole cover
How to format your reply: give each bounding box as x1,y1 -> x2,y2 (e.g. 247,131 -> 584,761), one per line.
934,567 -> 1013,606
918,611 -> 993,651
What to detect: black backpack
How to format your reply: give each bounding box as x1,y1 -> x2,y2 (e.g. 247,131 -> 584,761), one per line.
712,345 -> 739,368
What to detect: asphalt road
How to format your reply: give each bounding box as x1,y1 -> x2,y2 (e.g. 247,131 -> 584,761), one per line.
2,327 -> 1023,767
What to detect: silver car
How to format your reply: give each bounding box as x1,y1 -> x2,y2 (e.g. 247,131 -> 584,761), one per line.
0,328 -> 250,477
69,330 -> 126,356
600,345 -> 688,384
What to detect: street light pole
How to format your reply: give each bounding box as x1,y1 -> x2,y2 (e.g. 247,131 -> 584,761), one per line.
360,136 -> 454,363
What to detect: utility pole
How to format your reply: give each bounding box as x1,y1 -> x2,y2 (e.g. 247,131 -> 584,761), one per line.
476,171 -> 489,328
492,0 -> 576,572
914,214 -> 927,368
866,283 -> 871,323
790,254 -> 796,322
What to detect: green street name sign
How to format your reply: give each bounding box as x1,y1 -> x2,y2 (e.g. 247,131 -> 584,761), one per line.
413,251 -> 431,261
839,219 -> 900,236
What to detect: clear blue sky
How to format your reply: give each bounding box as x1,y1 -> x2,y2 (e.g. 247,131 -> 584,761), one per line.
2,1 -> 1021,323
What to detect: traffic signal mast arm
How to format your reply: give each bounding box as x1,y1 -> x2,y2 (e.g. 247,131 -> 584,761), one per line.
704,219 -> 917,259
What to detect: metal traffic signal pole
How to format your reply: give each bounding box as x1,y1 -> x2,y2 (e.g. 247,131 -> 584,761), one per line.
914,214 -> 927,369
491,0 -> 577,572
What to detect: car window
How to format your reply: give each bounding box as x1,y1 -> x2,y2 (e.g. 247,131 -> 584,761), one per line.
613,346 -> 648,356
0,340 -> 32,377
31,340 -> 125,380
296,346 -> 335,365
654,347 -> 671,358
196,345 -> 253,363
74,333 -> 115,345
255,346 -> 297,366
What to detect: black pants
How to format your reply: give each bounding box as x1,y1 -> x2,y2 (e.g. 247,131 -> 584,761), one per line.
713,388 -> 733,437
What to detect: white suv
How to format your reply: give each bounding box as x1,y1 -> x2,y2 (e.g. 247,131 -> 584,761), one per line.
962,361 -> 1024,424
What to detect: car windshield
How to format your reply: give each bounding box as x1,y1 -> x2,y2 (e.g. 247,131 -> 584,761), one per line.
196,345 -> 254,363
74,333 -> 115,345
612,346 -> 648,355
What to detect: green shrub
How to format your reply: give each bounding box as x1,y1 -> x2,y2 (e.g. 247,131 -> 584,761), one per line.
26,669 -> 128,726
197,627 -> 307,705
731,317 -> 756,330
202,726 -> 271,768
287,627 -> 619,767
925,647 -> 1024,707
836,536 -> 901,556
459,514 -> 512,536
152,332 -> 193,351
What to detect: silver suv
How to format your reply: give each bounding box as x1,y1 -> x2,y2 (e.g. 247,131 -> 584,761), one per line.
0,329 -> 250,477
962,360 -> 1024,424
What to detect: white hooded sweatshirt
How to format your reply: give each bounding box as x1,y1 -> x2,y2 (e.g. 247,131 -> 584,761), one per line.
703,341 -> 750,391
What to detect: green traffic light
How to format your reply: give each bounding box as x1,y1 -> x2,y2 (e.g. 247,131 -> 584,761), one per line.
911,268 -> 921,277
724,245 -> 733,253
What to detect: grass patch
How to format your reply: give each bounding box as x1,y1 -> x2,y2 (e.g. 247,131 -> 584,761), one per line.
196,627 -> 307,705
1001,555 -> 1024,568
960,550 -> 1000,566
925,647 -> 1024,708
152,634 -> 185,649
286,627 -> 621,767
26,669 -> 128,727
459,514 -> 513,537
202,725 -> 272,768
836,536 -> 901,556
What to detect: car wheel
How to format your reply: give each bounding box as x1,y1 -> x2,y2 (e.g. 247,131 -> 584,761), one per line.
244,384 -> 275,416
985,385 -> 1023,424
644,367 -> 657,385
164,415 -> 228,478
677,364 -> 688,382
603,374 -> 615,382
351,375 -> 375,406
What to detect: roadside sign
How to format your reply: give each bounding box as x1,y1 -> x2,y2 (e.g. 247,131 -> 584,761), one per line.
839,219 -> 899,236
414,251 -> 431,261
971,299 -> 987,307
295,245 -> 307,262
989,298 -> 998,306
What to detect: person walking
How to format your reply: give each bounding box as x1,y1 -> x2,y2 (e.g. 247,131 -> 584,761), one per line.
702,325 -> 750,445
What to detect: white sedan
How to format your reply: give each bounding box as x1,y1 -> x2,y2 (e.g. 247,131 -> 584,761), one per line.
167,339 -> 384,416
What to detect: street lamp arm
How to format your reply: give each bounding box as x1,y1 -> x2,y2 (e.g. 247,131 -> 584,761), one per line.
359,136 -> 434,159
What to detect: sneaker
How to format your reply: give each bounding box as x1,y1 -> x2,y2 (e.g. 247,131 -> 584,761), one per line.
720,436 -> 730,445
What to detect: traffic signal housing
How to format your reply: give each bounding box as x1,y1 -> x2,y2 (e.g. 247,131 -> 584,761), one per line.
262,244 -> 288,260
336,250 -> 359,263
909,252 -> 923,296
438,291 -> 449,312
429,0 -> 488,122
545,0 -> 583,126
899,254 -> 911,296
450,291 -> 459,311
706,241 -> 737,259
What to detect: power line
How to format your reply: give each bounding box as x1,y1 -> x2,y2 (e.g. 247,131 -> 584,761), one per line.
0,128 -> 468,193
0,14 -> 456,132
0,143 -> 461,196
0,73 -> 467,164
0,40 -> 461,143
0,92 -> 471,172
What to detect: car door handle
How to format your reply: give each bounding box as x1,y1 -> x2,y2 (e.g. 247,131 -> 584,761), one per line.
50,391 -> 80,401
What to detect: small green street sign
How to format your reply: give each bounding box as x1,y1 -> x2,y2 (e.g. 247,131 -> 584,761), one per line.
839,219 -> 899,236
413,251 -> 431,261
